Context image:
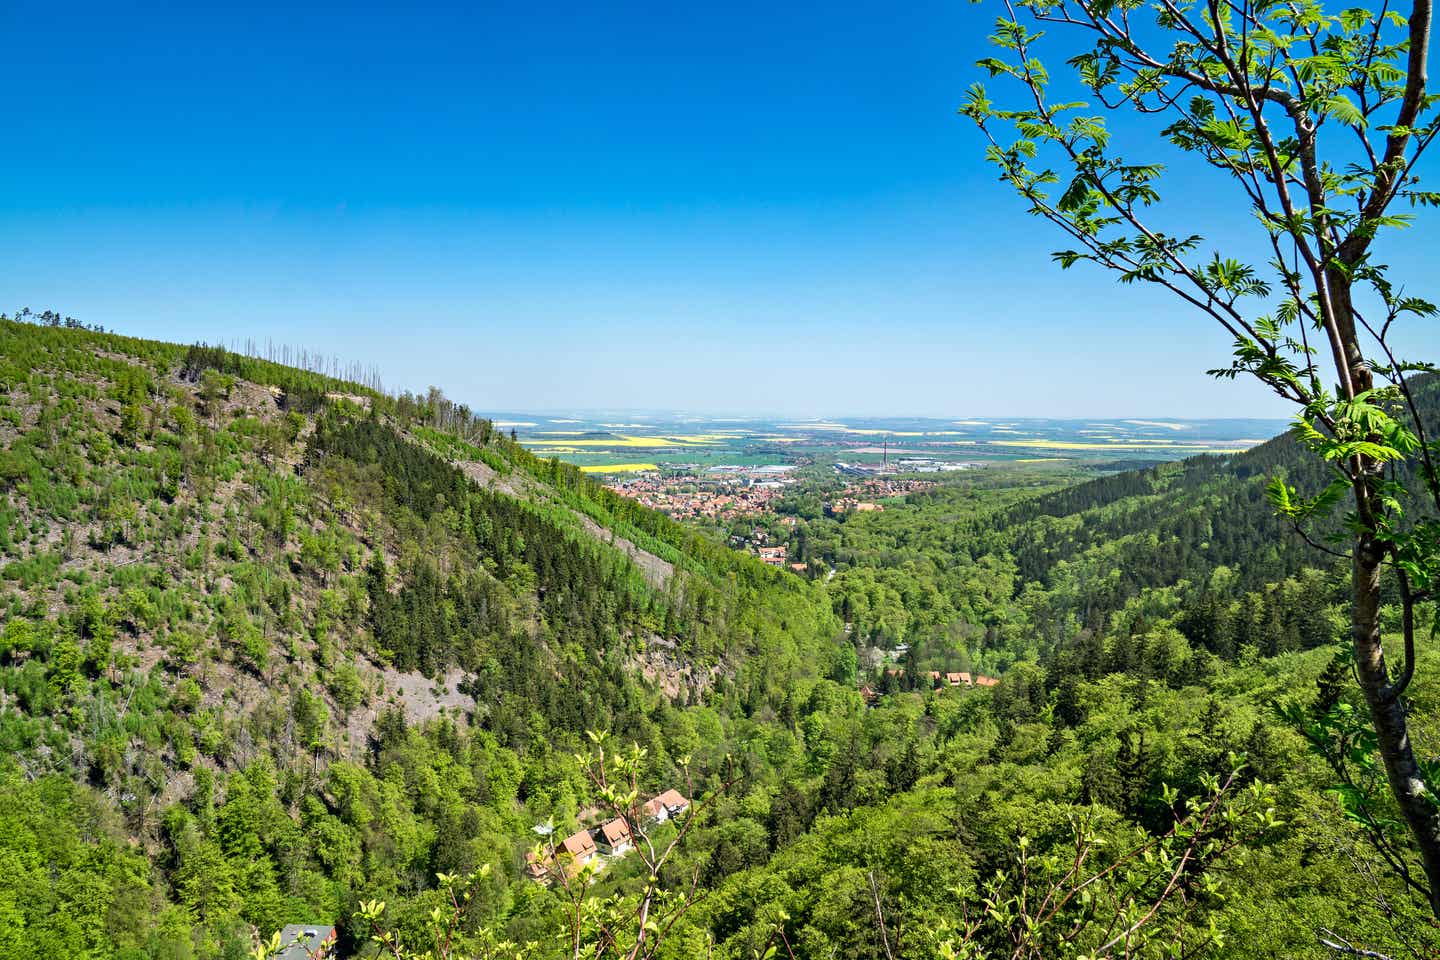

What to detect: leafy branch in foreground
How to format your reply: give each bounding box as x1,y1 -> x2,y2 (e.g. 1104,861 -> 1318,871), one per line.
535,731 -> 736,960
260,735 -> 735,960
930,761 -> 1281,959
962,0 -> 1440,918
254,867 -> 531,960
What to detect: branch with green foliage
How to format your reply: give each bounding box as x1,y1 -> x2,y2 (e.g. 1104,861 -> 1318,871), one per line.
533,731 -> 735,960
962,0 -> 1440,917
934,761 -> 1282,958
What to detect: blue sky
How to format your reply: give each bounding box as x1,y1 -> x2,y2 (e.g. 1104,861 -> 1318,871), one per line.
3,0 -> 1435,417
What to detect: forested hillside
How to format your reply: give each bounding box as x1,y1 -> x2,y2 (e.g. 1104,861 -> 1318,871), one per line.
0,318 -> 840,957
802,395 -> 1434,676
3,316 -> 1438,958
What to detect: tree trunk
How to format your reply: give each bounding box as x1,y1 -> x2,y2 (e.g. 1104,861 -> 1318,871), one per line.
1353,478 -> 1440,915
1329,265 -> 1440,914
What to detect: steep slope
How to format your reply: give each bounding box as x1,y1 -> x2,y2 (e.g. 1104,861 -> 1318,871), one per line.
0,317 -> 840,956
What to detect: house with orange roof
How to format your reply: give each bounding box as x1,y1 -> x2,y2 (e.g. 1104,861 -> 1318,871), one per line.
525,850 -> 551,883
561,828 -> 597,866
597,817 -> 633,856
643,788 -> 691,823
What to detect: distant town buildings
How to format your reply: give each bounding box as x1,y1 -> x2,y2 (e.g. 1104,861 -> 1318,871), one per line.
604,469 -> 940,534
835,459 -> 980,477
757,546 -> 787,566
834,477 -> 939,500
604,467 -> 798,521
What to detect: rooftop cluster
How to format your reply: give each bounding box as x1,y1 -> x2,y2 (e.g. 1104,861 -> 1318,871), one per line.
525,790 -> 690,883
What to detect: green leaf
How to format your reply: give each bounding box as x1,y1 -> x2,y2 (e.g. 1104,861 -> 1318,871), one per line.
1324,94 -> 1365,127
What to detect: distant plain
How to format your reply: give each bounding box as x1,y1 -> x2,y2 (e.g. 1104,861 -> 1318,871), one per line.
492,413 -> 1291,472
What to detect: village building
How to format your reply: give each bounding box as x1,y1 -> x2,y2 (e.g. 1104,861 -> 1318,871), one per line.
597,817 -> 633,856
561,828 -> 597,866
643,788 -> 691,823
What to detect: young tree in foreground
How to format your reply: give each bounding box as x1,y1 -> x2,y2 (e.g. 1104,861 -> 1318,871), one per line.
961,0 -> 1440,916
256,735 -> 728,960
937,762 -> 1281,958
535,732 -> 732,960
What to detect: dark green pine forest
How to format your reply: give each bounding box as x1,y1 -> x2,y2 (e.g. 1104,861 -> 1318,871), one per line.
2,315 -> 1437,958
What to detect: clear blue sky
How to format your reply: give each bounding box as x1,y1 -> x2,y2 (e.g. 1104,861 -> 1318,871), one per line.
2,0 -> 1435,417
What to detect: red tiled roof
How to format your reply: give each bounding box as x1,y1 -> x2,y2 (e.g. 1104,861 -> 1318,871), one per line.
654,788 -> 689,811
562,830 -> 596,859
598,818 -> 631,846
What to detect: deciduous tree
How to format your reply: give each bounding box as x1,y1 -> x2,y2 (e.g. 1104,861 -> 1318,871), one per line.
962,0 -> 1440,913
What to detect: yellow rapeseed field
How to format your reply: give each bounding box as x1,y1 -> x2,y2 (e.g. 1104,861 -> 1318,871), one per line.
579,462 -> 659,473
